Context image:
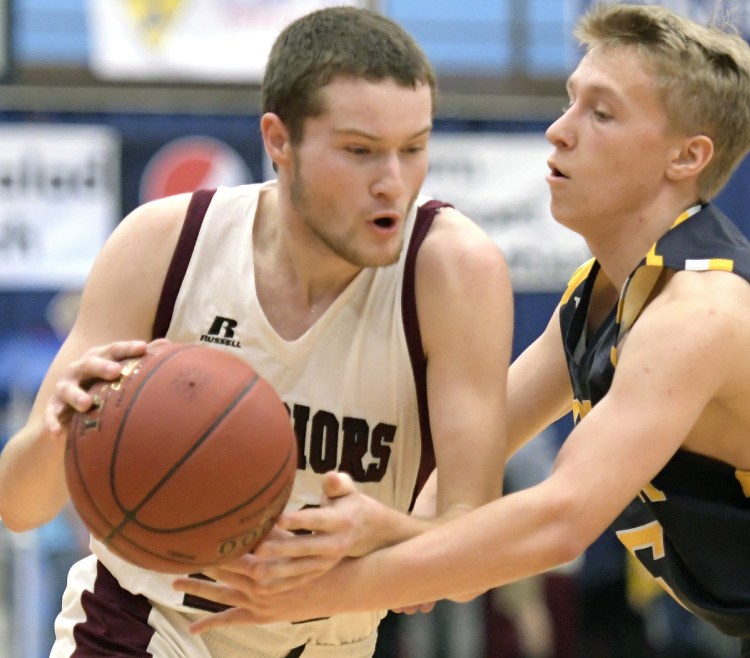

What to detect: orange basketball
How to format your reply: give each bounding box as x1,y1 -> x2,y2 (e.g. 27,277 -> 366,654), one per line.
65,342 -> 297,574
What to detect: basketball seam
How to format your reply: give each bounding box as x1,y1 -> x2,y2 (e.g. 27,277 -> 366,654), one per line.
104,459 -> 295,569
124,441 -> 294,535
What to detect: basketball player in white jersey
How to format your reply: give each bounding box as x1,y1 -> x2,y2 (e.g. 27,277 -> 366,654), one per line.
0,6 -> 513,657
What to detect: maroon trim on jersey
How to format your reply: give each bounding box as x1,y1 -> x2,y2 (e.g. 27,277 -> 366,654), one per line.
72,560 -> 154,656
152,188 -> 217,339
402,200 -> 452,510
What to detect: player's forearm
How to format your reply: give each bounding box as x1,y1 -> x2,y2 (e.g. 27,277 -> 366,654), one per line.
341,485 -> 585,612
174,480 -> 587,625
0,419 -> 69,531
354,492 -> 499,557
503,308 -> 571,459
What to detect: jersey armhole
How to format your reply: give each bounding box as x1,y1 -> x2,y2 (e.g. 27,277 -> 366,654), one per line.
151,189 -> 217,339
403,199 -> 452,510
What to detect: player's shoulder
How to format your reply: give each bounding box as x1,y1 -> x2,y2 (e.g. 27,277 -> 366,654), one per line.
415,195 -> 510,289
621,269 -> 750,373
620,269 -> 750,400
92,192 -> 197,280
658,267 -> 750,324
117,192 -> 195,238
417,195 -> 502,256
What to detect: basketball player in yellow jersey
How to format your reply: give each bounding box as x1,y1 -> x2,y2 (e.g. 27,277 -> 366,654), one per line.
0,7 -> 513,657
174,5 -> 750,655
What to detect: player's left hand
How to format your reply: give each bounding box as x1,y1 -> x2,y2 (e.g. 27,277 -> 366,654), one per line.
174,471 -> 390,606
237,471 -> 393,590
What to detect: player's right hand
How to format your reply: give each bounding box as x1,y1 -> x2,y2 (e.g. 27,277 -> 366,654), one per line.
45,339 -> 150,435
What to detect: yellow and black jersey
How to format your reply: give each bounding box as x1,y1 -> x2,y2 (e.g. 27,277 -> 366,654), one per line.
559,203 -> 750,638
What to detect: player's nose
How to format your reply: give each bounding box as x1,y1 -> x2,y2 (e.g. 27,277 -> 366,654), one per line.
371,152 -> 406,199
546,108 -> 576,150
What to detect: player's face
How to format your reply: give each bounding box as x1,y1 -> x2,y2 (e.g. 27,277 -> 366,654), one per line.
288,77 -> 432,268
545,47 -> 682,239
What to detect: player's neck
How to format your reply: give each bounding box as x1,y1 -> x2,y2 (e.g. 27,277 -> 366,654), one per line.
254,187 -> 362,339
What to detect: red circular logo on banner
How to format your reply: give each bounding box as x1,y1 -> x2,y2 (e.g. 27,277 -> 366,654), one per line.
139,136 -> 252,203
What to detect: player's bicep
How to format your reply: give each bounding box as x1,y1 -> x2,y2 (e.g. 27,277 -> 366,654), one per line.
75,195 -> 190,340
507,311 -> 572,458
416,215 -> 513,514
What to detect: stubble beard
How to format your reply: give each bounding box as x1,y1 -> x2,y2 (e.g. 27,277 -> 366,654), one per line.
289,161 -> 407,269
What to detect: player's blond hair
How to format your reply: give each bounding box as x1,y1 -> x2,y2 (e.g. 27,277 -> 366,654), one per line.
577,3 -> 750,200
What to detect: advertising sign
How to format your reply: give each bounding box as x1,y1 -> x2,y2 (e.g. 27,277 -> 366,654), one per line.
139,135 -> 253,203
0,125 -> 121,289
423,133 -> 591,292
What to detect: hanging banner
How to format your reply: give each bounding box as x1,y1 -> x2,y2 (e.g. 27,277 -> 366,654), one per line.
87,0 -> 370,82
423,133 -> 591,293
0,125 -> 121,290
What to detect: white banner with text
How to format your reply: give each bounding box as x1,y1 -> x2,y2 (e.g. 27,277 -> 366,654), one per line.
0,124 -> 121,289
423,133 -> 591,293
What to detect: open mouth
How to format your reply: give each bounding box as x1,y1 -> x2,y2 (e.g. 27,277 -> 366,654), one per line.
547,160 -> 568,178
373,216 -> 396,229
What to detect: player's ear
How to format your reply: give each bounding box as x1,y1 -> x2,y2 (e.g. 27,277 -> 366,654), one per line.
261,112 -> 293,171
666,134 -> 713,183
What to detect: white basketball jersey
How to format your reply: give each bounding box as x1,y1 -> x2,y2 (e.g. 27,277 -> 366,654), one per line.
90,182 -> 441,652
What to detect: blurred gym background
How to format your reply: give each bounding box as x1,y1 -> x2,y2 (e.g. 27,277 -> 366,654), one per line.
0,1 -> 748,656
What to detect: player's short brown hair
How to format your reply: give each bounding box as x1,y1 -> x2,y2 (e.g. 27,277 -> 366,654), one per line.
262,6 -> 436,144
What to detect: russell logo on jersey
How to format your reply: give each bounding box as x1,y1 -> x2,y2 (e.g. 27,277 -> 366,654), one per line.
199,315 -> 242,348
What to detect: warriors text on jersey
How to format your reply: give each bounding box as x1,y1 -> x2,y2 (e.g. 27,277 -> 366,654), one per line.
558,203 -> 750,638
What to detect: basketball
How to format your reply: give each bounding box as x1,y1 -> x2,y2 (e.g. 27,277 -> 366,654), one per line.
64,341 -> 297,574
